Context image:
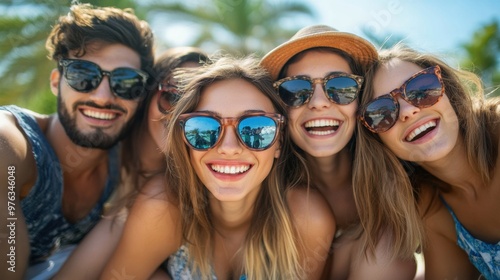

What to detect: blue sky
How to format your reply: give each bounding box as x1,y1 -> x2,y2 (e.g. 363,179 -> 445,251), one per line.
159,0 -> 500,66
301,0 -> 500,56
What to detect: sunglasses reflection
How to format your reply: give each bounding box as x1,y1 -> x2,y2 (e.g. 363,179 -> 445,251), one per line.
360,66 -> 444,133
183,115 -> 278,150
60,58 -> 148,100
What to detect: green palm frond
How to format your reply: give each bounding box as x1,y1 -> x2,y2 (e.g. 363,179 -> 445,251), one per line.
146,0 -> 315,55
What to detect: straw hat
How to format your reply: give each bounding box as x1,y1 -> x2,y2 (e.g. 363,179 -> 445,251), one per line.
261,25 -> 378,80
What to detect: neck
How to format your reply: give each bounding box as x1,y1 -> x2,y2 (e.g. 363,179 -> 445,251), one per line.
46,114 -> 109,176
419,137 -> 482,193
210,197 -> 256,233
137,124 -> 165,175
306,148 -> 353,191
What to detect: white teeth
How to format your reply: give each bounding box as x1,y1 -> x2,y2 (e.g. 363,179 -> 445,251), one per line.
304,119 -> 339,136
406,121 -> 437,141
304,119 -> 340,128
308,130 -> 336,136
82,110 -> 116,120
211,164 -> 250,174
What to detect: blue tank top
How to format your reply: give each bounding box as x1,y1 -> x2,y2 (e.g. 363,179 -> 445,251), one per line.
167,245 -> 247,280
441,197 -> 500,279
0,105 -> 120,263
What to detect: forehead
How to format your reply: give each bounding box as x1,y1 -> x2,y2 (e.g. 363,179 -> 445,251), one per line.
285,49 -> 352,77
196,78 -> 275,116
372,59 -> 424,98
68,42 -> 141,70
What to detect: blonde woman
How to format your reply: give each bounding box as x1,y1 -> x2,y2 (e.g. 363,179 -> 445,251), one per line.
358,45 -> 499,279
101,56 -> 335,279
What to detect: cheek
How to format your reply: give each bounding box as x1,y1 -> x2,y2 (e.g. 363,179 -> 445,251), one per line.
148,95 -> 160,116
341,103 -> 358,123
338,103 -> 357,138
378,131 -> 404,155
287,108 -> 304,136
189,150 -> 205,175
257,150 -> 276,176
149,118 -> 164,149
288,124 -> 305,151
148,101 -> 165,145
439,95 -> 460,130
124,100 -> 140,118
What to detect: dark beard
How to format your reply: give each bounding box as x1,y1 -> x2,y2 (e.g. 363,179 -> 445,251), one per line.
57,91 -> 136,150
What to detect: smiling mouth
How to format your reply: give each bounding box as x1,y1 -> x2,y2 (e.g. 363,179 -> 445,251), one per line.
304,119 -> 340,136
210,164 -> 251,174
406,120 -> 437,142
81,109 -> 119,120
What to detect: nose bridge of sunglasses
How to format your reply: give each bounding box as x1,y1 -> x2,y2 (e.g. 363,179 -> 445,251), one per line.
310,77 -> 326,92
215,120 -> 244,149
389,88 -> 406,102
307,78 -> 334,106
390,88 -> 421,110
220,118 -> 240,138
93,70 -> 114,94
100,70 -> 112,79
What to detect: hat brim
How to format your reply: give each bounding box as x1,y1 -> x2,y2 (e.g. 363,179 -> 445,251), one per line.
261,31 -> 377,80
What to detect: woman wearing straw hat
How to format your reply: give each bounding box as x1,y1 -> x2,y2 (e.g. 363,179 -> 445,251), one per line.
261,25 -> 423,279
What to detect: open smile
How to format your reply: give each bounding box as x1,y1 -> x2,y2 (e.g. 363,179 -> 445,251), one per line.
304,118 -> 340,136
210,164 -> 251,174
405,120 -> 437,142
81,109 -> 120,120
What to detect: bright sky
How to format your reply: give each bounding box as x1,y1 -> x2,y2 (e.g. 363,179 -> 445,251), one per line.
303,0 -> 500,56
159,0 -> 500,66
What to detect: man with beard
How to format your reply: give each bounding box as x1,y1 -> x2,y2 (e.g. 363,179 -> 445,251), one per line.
0,3 -> 154,279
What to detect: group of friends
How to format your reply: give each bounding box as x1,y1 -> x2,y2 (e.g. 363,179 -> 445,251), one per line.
0,3 -> 499,280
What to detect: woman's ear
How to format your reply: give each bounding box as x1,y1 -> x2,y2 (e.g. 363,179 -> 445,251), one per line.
50,68 -> 61,97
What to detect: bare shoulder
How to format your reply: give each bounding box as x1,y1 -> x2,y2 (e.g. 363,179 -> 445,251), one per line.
347,231 -> 417,280
417,184 -> 454,238
0,110 -> 36,188
416,185 -> 480,279
287,186 -> 335,223
135,173 -> 179,209
102,174 -> 182,279
0,110 -> 29,154
286,185 -> 336,237
140,174 -> 169,197
287,186 -> 336,279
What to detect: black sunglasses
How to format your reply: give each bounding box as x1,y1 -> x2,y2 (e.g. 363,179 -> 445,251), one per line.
59,59 -> 149,100
358,65 -> 444,133
178,112 -> 284,151
157,83 -> 181,114
273,72 -> 364,107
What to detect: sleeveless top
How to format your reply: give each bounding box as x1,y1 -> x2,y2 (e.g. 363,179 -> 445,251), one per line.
0,105 -> 120,263
441,198 -> 500,279
167,245 -> 247,280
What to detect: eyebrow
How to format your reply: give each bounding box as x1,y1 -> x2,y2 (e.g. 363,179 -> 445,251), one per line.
193,109 -> 267,117
291,71 -> 351,79
326,71 -> 351,76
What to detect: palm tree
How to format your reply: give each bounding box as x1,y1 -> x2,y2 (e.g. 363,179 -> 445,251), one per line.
146,0 -> 315,56
460,20 -> 500,97
0,0 -> 142,112
1,0 -> 314,112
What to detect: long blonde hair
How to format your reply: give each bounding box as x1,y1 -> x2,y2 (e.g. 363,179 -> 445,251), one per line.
164,56 -> 305,279
355,44 -> 500,259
